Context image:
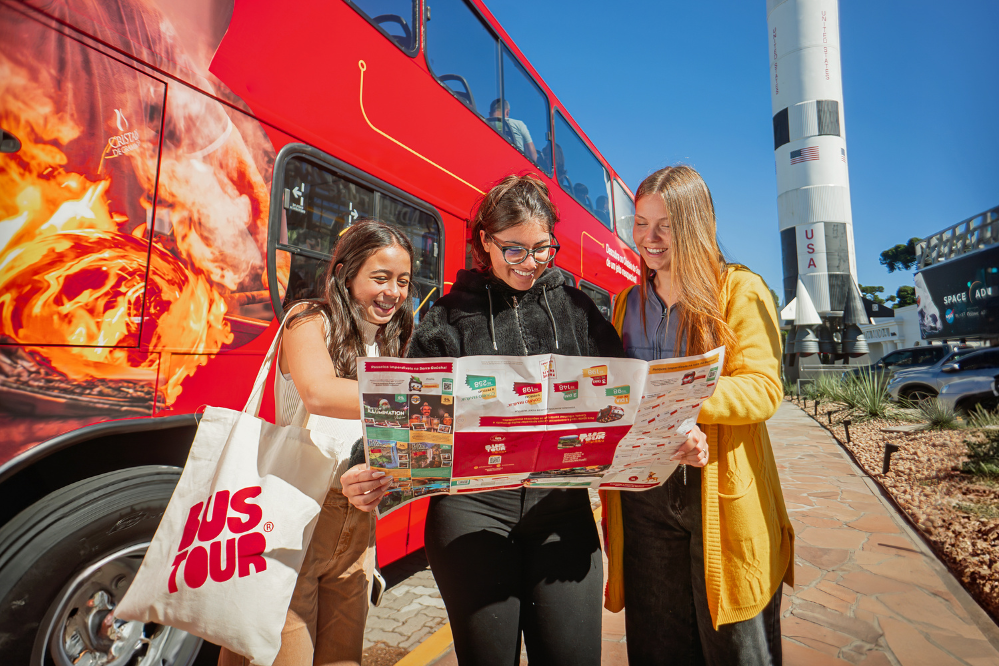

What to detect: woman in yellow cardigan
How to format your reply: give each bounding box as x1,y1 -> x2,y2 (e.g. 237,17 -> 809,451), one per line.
601,166 -> 793,665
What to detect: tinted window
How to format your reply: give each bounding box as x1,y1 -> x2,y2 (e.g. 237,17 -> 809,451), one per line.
963,351 -> 999,371
579,280 -> 612,321
426,0 -> 499,119
347,0 -> 419,53
880,350 -> 912,367
277,155 -> 442,322
555,267 -> 576,287
553,111 -> 612,229
495,46 -> 552,174
613,180 -> 636,250
911,348 -> 945,366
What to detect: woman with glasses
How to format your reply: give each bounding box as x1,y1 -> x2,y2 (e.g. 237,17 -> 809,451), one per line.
406,174 -> 624,665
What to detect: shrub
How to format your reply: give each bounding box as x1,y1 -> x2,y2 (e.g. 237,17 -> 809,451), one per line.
962,430 -> 999,478
812,373 -> 846,402
840,368 -> 893,418
783,377 -> 798,397
917,398 -> 959,429
967,405 -> 999,428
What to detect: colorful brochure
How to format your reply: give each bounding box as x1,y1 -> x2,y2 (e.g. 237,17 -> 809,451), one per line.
358,348 -> 725,516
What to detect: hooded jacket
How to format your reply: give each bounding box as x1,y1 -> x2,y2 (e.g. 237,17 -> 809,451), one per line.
407,268 -> 625,359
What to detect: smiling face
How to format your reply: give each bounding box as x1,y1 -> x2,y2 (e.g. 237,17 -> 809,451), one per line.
633,195 -> 672,273
346,243 -> 411,325
481,219 -> 553,291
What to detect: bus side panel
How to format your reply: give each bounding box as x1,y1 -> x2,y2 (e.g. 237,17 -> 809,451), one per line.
376,505 -> 412,568
0,6 -> 168,461
406,497 -> 431,555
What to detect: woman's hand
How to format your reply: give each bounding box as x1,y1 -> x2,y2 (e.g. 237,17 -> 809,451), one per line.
670,424 -> 709,467
341,464 -> 393,512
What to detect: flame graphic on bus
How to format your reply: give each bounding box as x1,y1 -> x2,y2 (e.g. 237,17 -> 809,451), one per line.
0,49 -> 236,407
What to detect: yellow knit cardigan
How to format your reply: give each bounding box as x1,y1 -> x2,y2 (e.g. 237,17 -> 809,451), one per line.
600,266 -> 794,628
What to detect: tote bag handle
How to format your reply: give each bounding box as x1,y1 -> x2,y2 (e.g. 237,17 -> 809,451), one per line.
242,303 -> 312,417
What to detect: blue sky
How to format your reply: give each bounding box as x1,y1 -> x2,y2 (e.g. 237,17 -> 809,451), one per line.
487,0 -> 998,305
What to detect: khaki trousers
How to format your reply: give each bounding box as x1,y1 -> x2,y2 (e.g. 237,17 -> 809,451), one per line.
219,488 -> 376,666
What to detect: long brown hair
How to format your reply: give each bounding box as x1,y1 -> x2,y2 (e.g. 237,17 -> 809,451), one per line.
635,166 -> 738,366
469,173 -> 559,268
286,219 -> 415,379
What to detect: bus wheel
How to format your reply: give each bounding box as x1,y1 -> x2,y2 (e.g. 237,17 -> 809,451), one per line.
0,466 -> 203,665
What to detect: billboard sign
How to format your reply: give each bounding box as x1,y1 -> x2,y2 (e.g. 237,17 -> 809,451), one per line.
916,246 -> 999,339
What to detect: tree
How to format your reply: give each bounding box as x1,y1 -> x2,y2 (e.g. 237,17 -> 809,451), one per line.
859,284 -> 886,305
880,237 -> 921,273
895,285 -> 916,307
769,288 -> 781,314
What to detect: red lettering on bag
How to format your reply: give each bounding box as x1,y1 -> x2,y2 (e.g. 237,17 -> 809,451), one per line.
210,538 -> 237,582
169,486 -> 267,593
198,490 -> 230,542
169,551 -> 188,593
178,503 -> 203,552
228,487 -> 263,533
238,532 -> 267,577
184,545 -> 209,589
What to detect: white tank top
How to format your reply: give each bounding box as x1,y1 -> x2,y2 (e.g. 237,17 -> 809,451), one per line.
275,304 -> 379,489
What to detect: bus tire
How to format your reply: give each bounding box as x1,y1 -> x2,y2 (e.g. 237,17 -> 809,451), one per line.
0,466 -> 203,665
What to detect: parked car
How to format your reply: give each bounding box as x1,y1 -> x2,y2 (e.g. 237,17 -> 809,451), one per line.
886,348 -> 983,402
938,374 -> 999,414
842,344 -> 970,382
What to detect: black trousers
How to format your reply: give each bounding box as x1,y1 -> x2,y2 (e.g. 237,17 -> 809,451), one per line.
424,488 -> 602,666
621,466 -> 782,666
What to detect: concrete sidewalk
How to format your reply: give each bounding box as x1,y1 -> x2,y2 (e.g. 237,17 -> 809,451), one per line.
395,401 -> 999,665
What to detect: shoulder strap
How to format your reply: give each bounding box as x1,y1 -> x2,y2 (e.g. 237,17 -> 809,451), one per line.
612,285 -> 635,336
242,303 -> 312,416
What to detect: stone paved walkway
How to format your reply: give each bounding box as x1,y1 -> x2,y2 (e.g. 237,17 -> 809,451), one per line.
415,402 -> 999,666
771,401 -> 999,666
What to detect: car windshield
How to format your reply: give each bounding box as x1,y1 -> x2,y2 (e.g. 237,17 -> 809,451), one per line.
945,349 -> 977,364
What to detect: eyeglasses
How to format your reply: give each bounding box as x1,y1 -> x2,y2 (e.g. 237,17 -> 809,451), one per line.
487,234 -> 560,265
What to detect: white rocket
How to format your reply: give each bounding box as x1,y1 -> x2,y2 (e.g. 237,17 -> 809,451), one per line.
767,0 -> 858,315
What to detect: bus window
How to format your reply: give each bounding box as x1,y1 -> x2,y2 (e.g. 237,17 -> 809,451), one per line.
612,180 -> 637,251
274,153 -> 443,322
553,111 -> 612,229
555,268 -> 576,287
499,45 -> 552,175
345,0 -> 420,54
578,280 -> 612,321
426,0 -> 499,119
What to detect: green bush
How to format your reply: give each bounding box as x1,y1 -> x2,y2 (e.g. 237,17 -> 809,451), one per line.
962,430 -> 999,478
812,373 -> 846,402
783,377 -> 798,397
917,398 -> 959,429
967,405 -> 999,428
840,368 -> 893,418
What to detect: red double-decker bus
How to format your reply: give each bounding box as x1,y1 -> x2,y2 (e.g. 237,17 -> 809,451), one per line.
0,0 -> 640,661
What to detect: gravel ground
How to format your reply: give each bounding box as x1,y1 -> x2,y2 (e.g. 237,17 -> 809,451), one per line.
789,396 -> 999,623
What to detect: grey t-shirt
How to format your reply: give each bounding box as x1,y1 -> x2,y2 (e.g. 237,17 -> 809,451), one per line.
620,282 -> 685,361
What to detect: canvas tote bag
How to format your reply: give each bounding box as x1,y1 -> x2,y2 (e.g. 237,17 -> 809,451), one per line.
116,315 -> 345,666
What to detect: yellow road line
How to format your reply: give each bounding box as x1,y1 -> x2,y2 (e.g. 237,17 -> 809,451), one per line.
394,622 -> 453,666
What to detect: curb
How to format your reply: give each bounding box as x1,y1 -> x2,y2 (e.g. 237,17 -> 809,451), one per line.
393,623 -> 453,666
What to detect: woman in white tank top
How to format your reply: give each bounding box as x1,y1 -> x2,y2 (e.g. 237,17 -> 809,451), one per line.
219,220 -> 416,666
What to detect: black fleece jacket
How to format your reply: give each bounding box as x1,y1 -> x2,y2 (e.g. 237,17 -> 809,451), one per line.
407,268 -> 625,359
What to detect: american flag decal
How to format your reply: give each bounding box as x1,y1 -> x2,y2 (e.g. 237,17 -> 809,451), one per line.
841,148 -> 846,162
790,146 -> 819,164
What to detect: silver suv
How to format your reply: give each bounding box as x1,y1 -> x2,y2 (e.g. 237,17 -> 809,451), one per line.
842,344 -> 968,383
886,348 -> 982,402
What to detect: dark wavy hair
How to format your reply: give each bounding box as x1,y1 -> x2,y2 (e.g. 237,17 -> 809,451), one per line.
285,219 -> 415,379
469,173 -> 559,268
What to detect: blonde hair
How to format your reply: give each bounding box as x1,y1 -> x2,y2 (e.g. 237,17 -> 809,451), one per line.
635,166 -> 738,366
